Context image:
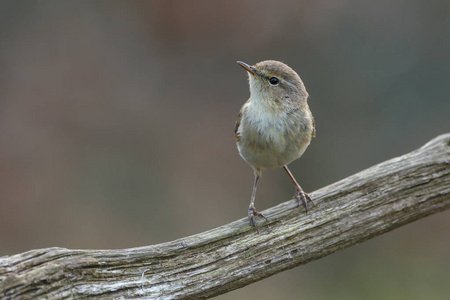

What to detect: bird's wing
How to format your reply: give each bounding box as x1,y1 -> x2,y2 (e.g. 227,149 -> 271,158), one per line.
234,110 -> 242,142
312,117 -> 316,137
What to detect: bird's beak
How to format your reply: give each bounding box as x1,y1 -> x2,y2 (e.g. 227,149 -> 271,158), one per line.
237,61 -> 257,75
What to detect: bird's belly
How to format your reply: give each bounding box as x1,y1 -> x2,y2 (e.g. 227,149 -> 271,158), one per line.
237,129 -> 310,169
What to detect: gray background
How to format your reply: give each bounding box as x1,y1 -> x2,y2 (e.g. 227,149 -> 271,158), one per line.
1,1 -> 449,299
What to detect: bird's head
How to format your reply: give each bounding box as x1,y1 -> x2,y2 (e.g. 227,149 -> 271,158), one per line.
237,60 -> 309,107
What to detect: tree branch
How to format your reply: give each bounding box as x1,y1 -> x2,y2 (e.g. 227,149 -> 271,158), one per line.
1,134 -> 450,300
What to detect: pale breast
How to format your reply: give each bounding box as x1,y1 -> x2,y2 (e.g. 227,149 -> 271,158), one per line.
236,101 -> 312,169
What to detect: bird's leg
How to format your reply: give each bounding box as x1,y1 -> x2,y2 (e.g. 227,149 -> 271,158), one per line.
248,171 -> 267,233
283,165 -> 314,213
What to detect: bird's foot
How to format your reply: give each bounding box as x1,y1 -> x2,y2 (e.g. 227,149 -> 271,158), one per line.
248,206 -> 268,234
294,187 -> 314,214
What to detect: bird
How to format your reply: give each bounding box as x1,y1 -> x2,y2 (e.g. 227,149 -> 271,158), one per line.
235,60 -> 316,233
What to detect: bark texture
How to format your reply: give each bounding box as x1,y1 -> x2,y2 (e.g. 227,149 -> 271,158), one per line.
1,133 -> 449,300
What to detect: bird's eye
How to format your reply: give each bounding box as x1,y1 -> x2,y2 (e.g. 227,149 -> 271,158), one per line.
269,77 -> 280,85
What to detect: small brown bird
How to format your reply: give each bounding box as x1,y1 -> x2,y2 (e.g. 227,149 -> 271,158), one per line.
235,60 -> 315,232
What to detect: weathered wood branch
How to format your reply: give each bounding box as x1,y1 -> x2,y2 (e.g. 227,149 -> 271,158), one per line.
1,134 -> 449,300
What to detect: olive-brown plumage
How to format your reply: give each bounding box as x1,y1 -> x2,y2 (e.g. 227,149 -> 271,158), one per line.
236,60 -> 315,232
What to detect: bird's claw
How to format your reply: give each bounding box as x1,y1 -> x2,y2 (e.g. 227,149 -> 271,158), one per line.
248,206 -> 267,234
294,187 -> 314,214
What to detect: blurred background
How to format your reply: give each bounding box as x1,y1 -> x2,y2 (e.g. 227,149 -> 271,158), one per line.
1,1 -> 449,299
